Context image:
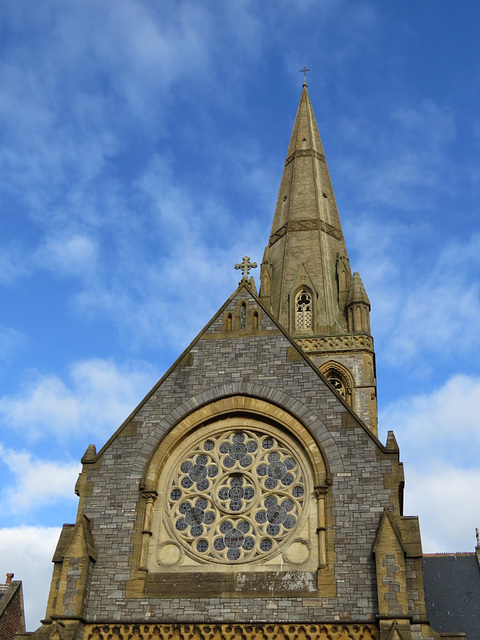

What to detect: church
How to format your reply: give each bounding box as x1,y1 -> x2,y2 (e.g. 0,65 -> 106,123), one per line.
23,84 -> 476,640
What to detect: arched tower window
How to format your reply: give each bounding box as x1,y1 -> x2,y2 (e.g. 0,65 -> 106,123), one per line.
320,362 -> 353,406
295,287 -> 313,330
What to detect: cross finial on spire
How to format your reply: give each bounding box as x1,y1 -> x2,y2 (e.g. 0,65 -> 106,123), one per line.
299,66 -> 311,85
235,256 -> 257,281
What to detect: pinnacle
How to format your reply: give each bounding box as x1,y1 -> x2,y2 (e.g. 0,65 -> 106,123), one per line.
347,272 -> 370,307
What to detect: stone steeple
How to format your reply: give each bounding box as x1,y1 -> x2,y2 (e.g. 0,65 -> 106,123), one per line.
260,83 -> 378,433
260,82 -> 349,332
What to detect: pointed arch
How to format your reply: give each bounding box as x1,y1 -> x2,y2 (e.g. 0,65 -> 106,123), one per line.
128,395 -> 335,595
294,286 -> 313,331
319,361 -> 354,406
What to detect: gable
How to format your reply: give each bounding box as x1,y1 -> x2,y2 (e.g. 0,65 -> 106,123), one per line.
86,283 -> 383,467
69,284 -> 407,619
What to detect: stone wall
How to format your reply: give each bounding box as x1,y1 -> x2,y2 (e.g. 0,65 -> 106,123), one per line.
73,288 -> 402,625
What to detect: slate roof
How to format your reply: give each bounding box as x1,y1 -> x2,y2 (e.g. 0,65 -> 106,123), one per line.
423,552 -> 480,638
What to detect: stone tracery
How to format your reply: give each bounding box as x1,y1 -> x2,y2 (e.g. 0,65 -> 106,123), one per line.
167,429 -> 307,564
295,287 -> 313,330
85,623 -> 379,640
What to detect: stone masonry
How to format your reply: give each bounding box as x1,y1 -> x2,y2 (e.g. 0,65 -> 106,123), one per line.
27,84 -> 460,640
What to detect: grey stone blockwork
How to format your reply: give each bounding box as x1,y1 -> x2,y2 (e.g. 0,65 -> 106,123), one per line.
81,288 -> 393,623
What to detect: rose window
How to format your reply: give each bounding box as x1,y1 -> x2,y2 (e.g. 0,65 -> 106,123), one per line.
216,474 -> 256,513
167,430 -> 307,564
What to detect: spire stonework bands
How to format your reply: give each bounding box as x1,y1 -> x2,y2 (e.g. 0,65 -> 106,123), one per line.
259,84 -> 378,433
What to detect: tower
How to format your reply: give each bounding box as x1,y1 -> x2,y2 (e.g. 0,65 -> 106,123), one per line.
27,87 -> 459,640
260,83 -> 376,432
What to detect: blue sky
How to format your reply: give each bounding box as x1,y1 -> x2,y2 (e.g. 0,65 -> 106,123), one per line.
1,0 -> 479,629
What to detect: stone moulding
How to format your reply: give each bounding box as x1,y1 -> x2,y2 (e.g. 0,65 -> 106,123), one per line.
84,623 -> 379,640
285,148 -> 326,166
269,218 -> 343,247
296,335 -> 374,354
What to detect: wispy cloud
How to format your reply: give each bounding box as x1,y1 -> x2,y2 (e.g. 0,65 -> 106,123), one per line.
346,213 -> 480,372
0,245 -> 29,285
380,374 -> 480,552
0,445 -> 80,514
0,526 -> 61,630
404,464 -> 480,553
0,358 -> 158,441
0,325 -> 26,360
67,153 -> 268,350
337,100 -> 456,210
35,234 -> 98,280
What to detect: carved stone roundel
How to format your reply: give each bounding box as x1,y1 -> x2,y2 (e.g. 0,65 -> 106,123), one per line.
167,429 -> 306,564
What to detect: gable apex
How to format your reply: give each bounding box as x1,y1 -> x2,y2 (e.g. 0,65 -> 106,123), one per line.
82,279 -> 387,469
80,284 -> 258,462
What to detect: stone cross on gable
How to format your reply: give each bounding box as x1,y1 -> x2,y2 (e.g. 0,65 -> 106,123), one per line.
235,256 -> 257,281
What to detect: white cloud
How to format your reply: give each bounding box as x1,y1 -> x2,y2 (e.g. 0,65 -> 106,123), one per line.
0,358 -> 158,441
404,464 -> 480,554
380,374 -> 480,552
36,233 -> 98,279
0,526 -> 60,631
0,375 -> 80,439
0,445 -> 80,514
381,374 -> 480,458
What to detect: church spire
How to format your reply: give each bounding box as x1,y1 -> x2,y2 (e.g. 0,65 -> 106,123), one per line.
260,83 -> 351,333
260,84 -> 378,433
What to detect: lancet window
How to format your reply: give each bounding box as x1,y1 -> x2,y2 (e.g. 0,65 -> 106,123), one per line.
240,303 -> 246,329
295,287 -> 313,330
